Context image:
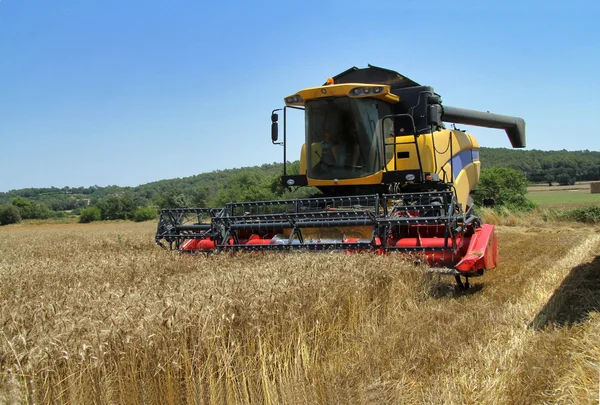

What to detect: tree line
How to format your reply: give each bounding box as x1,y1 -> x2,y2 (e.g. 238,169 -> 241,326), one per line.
1,148 -> 599,225
0,162 -> 311,224
480,148 -> 600,185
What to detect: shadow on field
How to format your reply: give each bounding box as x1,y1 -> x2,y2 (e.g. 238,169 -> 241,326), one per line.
530,255 -> 600,330
427,277 -> 484,298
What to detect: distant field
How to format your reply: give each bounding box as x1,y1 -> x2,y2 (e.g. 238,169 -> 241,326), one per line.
527,182 -> 600,208
528,190 -> 600,207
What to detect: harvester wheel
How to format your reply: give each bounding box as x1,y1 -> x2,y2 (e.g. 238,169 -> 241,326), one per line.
454,275 -> 470,289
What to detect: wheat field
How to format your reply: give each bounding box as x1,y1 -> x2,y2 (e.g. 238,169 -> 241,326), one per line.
0,221 -> 599,404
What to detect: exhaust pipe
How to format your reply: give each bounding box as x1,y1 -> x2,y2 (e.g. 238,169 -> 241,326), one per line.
442,106 -> 526,148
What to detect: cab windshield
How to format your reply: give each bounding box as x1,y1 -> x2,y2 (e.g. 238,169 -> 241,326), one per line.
306,97 -> 391,180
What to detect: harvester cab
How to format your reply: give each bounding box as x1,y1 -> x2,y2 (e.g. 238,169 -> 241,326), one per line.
274,65 -> 525,207
156,65 -> 526,288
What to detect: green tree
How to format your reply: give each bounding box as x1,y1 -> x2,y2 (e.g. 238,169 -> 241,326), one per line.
79,206 -> 101,223
133,206 -> 158,222
213,171 -> 278,207
155,189 -> 191,209
556,172 -> 575,186
190,187 -> 209,207
474,166 -> 533,209
96,196 -> 137,220
0,205 -> 21,225
11,197 -> 35,219
12,197 -> 52,219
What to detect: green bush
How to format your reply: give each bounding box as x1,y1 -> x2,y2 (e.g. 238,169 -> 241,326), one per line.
49,211 -> 67,219
556,173 -> 575,186
96,196 -> 137,220
474,167 -> 534,210
133,206 -> 158,222
542,206 -> 600,224
562,206 -> 600,224
0,205 -> 22,225
79,206 -> 101,223
12,197 -> 52,219
505,199 -> 538,212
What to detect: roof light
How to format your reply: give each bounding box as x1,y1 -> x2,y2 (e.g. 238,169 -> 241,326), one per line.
325,77 -> 334,85
285,94 -> 304,104
349,86 -> 386,97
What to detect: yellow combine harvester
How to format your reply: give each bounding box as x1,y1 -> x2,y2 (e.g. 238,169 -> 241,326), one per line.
156,65 -> 525,288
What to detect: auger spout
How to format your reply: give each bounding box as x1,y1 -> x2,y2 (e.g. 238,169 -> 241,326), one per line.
442,106 -> 526,148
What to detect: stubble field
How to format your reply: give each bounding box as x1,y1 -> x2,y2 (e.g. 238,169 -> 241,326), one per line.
1,221 -> 599,404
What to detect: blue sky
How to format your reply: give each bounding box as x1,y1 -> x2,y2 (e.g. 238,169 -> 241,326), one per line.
1,0 -> 599,192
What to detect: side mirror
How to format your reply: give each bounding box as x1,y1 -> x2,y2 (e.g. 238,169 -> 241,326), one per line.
271,113 -> 279,142
271,122 -> 279,142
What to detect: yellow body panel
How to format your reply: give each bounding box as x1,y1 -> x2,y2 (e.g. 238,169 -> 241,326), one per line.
286,84 -> 399,106
384,130 -> 479,174
299,144 -> 307,174
449,162 -> 480,209
307,171 -> 383,187
301,127 -> 481,209
382,129 -> 480,208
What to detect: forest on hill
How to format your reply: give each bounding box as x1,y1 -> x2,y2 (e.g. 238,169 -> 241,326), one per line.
480,148 -> 600,184
1,148 -> 599,222
0,162 -> 309,223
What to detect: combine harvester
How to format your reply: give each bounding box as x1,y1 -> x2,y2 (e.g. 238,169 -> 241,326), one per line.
156,65 -> 525,288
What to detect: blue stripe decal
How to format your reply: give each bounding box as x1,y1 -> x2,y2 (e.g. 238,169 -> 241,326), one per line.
472,149 -> 480,160
451,150 -> 474,180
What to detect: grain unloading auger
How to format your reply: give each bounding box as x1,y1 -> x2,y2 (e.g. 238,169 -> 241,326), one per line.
156,65 -> 525,287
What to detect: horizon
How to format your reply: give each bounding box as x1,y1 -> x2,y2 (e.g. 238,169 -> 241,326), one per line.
1,146 -> 598,193
1,1 -> 599,192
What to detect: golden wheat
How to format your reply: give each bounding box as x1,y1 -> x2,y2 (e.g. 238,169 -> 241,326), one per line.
0,221 -> 598,404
